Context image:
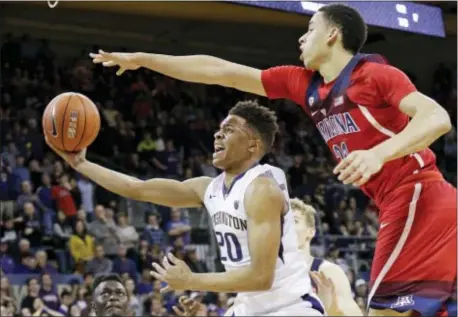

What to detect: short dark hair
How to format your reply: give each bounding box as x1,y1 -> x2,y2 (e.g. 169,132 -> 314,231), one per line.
319,4 -> 367,54
92,273 -> 124,291
228,100 -> 278,151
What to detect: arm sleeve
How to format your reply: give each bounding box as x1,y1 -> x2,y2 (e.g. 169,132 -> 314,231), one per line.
261,66 -> 311,107
374,65 -> 417,108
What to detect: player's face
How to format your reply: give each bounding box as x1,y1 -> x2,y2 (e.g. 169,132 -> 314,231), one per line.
92,281 -> 129,317
298,12 -> 339,70
292,209 -> 315,249
213,115 -> 258,170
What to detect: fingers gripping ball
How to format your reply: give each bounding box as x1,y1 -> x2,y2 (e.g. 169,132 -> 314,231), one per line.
43,92 -> 100,152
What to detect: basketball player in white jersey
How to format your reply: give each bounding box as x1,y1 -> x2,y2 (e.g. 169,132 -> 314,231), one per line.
46,101 -> 324,316
291,198 -> 363,316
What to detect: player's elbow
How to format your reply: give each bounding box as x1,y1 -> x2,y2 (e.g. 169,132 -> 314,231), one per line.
426,102 -> 452,135
251,269 -> 274,291
435,107 -> 452,135
124,180 -> 144,200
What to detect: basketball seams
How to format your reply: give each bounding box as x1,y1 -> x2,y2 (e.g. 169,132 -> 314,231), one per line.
71,94 -> 87,152
60,94 -> 72,151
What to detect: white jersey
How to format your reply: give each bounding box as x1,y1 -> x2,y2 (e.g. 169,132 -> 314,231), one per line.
204,164 -> 323,316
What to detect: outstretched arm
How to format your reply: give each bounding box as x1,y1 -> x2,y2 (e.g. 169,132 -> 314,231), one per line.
46,139 -> 211,208
75,160 -> 210,208
90,50 -> 266,96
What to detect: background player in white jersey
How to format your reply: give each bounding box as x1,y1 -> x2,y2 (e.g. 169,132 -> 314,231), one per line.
291,198 -> 363,316
46,101 -> 324,316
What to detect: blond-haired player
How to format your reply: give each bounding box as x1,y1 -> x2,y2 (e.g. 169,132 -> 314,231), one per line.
291,198 -> 363,316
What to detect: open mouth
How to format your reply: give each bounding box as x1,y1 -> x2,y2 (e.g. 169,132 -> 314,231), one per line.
214,145 -> 225,154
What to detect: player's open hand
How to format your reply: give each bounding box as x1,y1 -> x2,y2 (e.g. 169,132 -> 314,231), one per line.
150,253 -> 193,293
45,136 -> 87,168
333,150 -> 383,186
89,50 -> 140,76
172,296 -> 204,316
310,271 -> 339,315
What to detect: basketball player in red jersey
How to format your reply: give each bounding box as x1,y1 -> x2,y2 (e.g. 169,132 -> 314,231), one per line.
90,4 -> 456,316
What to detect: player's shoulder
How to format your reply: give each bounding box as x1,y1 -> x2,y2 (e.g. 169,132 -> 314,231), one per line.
185,176 -> 214,201
356,62 -> 407,81
245,175 -> 284,207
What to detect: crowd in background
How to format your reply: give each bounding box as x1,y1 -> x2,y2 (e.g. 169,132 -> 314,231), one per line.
0,33 -> 456,316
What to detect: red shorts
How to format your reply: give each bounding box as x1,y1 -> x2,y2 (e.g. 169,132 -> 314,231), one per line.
368,173 -> 457,316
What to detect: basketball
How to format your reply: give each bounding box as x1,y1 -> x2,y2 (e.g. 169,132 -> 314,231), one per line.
42,92 -> 101,152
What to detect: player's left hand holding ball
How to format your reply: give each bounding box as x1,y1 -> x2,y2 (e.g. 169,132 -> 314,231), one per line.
151,253 -> 193,293
333,150 -> 383,186
45,137 -> 87,169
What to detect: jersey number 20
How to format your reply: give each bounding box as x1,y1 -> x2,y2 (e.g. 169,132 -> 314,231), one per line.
215,231 -> 242,262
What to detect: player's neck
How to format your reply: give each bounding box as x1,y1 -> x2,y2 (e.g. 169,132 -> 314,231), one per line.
318,50 -> 354,84
223,160 -> 259,189
302,245 -> 313,263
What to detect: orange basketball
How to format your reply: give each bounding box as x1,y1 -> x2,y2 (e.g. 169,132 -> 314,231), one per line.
42,92 -> 100,152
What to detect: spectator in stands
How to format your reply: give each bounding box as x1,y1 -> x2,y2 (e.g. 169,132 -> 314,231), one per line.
35,250 -> 57,274
11,155 -> 30,196
16,180 -> 45,211
20,277 -> 40,314
69,177 -> 82,210
149,294 -> 167,316
137,239 -> 153,272
355,278 -> 368,298
68,304 -> 82,317
53,210 -> 72,249
88,204 -> 120,259
28,159 -> 42,190
69,219 -> 94,273
52,174 -> 78,224
77,175 -> 95,220
154,140 -> 181,179
57,289 -> 73,316
112,245 -> 137,282
0,218 -> 18,247
0,243 -> 15,273
125,278 -> 142,316
184,247 -> 208,274
17,202 -> 42,247
165,208 -> 191,245
36,173 -> 53,210
0,275 -> 14,302
85,244 -> 112,276
13,252 -> 38,274
16,238 -> 31,262
116,212 -> 139,257
0,294 -> 16,317
137,268 -> 153,296
82,272 -> 94,292
0,171 -> 15,219
137,132 -> 157,161
142,213 -> 165,249
39,273 -> 60,311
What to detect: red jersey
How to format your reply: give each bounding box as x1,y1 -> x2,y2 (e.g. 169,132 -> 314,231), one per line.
261,56 -> 440,208
51,185 -> 77,216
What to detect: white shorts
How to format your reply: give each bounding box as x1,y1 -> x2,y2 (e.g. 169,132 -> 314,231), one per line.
231,294 -> 325,316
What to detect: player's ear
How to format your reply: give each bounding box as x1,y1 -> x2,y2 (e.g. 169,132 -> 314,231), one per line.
248,139 -> 260,153
326,26 -> 339,46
